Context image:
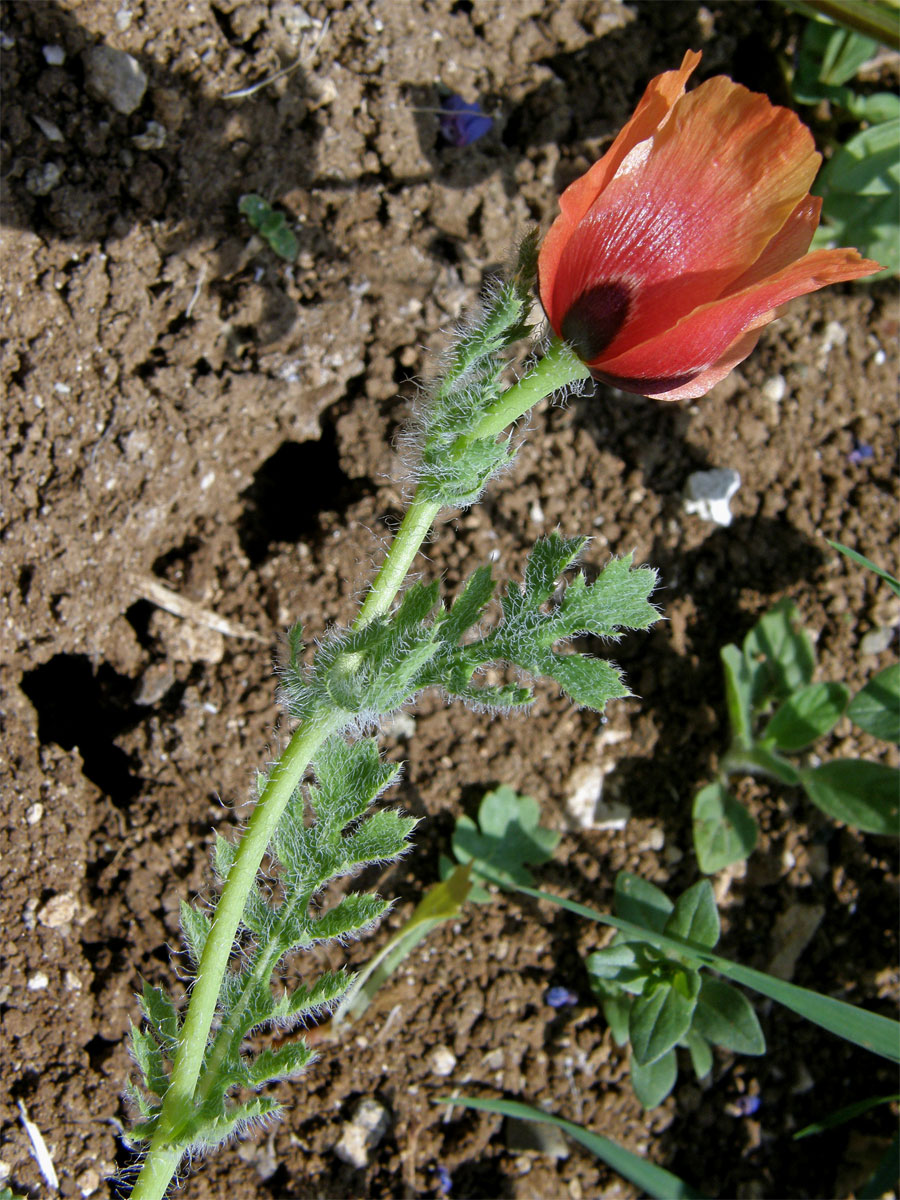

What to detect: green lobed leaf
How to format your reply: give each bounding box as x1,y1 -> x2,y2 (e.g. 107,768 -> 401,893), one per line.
630,1047 -> 678,1109
180,901 -> 212,966
130,1023 -> 170,1098
245,1040 -> 315,1088
848,664 -> 900,743
664,881 -> 720,949
340,810 -> 419,872
522,532 -> 586,605
693,781 -> 759,874
692,977 -> 766,1055
630,969 -> 701,1066
743,599 -> 816,707
303,892 -> 388,943
615,872 -> 673,933
545,651 -> 630,709
269,968 -> 354,1025
762,682 -> 850,751
140,983 -> 180,1048
800,759 -> 900,834
819,119 -> 900,198
452,785 -> 559,889
439,565 -> 495,645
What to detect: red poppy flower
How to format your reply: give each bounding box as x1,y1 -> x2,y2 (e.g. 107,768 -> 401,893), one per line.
538,50 -> 881,400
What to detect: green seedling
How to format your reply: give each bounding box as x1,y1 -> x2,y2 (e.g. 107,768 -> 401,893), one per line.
693,584 -> 899,873
238,193 -> 299,261
331,785 -> 559,1027
585,872 -> 765,1108
788,14 -> 900,275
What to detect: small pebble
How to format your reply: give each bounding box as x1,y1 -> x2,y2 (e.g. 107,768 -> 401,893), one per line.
42,44 -> 65,65
26,802 -> 43,825
860,626 -> 894,655
132,120 -> 166,150
761,374 -> 786,403
27,972 -> 50,991
25,162 -> 62,195
683,468 -> 741,527
428,1045 -> 457,1076
37,891 -> 78,928
33,114 -> 63,141
334,1098 -> 391,1169
83,44 -> 147,115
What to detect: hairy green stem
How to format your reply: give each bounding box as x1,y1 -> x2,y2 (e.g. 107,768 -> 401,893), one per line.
129,334 -> 589,1200
132,708 -> 342,1200
463,337 -> 590,446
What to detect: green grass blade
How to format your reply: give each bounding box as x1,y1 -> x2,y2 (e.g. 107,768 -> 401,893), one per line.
436,1096 -> 706,1199
827,540 -> 900,596
513,884 -> 900,1063
795,1092 -> 900,1138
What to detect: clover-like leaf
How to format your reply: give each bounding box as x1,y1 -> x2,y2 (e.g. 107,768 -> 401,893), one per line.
452,785 -> 559,889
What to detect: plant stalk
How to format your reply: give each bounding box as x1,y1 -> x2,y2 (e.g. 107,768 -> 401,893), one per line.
129,334 -> 589,1200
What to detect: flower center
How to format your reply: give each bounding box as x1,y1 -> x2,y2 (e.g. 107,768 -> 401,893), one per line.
560,282 -> 631,362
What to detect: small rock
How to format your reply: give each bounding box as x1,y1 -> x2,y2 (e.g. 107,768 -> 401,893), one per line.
683,468 -> 741,527
860,626 -> 894,655
26,803 -> 43,825
77,1167 -> 101,1196
33,114 -> 63,141
37,891 -> 78,928
428,1045 -> 457,1077
564,763 -> 630,830
42,44 -> 65,65
25,162 -> 62,195
767,903 -> 826,980
505,1117 -> 570,1159
761,374 -> 786,403
83,44 -> 147,115
132,120 -> 166,150
133,662 -> 176,706
115,8 -> 133,31
27,972 -> 49,991
482,1047 -> 504,1071
65,971 -> 83,992
334,1098 -> 390,1169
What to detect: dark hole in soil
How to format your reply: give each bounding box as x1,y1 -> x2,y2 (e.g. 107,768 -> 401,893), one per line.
21,654 -> 142,804
237,426 -> 355,564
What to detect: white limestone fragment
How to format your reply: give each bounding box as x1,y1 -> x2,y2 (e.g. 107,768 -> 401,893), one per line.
683,467 -> 741,527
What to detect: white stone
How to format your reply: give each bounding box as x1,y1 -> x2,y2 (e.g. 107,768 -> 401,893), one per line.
428,1045 -> 457,1076
563,763 -> 630,830
761,374 -> 786,403
83,44 -> 147,115
25,803 -> 43,825
683,468 -> 741,527
334,1098 -> 390,1168
27,972 -> 49,991
37,891 -> 78,928
42,44 -> 65,64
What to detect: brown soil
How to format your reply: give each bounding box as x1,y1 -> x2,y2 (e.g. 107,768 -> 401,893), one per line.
1,2 -> 897,1198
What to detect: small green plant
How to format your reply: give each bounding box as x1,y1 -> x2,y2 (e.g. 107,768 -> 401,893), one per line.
788,10 -> 900,274
586,872 -> 765,1108
238,193 -> 299,261
330,785 -> 559,1027
692,586 -> 899,874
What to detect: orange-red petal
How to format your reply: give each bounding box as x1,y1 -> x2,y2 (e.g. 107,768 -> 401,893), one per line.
544,77 -> 822,358
594,247 -> 881,395
537,50 -> 700,323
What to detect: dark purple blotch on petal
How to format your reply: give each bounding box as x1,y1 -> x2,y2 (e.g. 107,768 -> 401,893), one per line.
560,281 -> 631,361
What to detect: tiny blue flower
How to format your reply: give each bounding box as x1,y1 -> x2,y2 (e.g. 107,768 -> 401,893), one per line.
545,985 -> 578,1008
435,1163 -> 452,1194
439,95 -> 494,148
848,441 -> 874,465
